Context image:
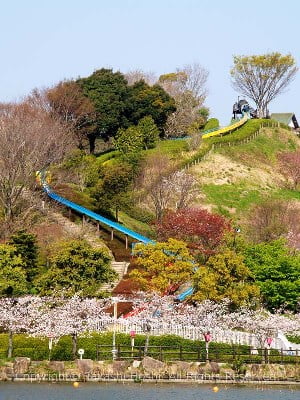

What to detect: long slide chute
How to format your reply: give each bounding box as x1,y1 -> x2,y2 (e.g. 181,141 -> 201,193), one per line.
40,180 -> 153,245
202,114 -> 248,139
39,114 -> 247,302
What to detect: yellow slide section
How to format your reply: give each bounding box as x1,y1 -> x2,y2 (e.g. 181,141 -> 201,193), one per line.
202,114 -> 248,139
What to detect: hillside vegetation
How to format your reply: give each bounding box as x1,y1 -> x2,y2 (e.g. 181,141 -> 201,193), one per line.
190,126 -> 299,218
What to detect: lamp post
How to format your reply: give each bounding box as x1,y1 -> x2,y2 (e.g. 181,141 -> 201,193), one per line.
204,331 -> 212,362
130,330 -> 136,358
266,337 -> 273,364
233,227 -> 241,247
111,297 -> 119,361
143,320 -> 151,356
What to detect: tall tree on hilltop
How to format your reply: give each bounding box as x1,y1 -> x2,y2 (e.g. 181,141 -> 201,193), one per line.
231,53 -> 298,118
126,80 -> 176,132
159,63 -> 209,137
79,68 -> 130,153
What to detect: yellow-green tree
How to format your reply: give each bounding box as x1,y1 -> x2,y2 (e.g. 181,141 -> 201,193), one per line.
231,53 -> 297,118
130,239 -> 195,293
193,249 -> 259,308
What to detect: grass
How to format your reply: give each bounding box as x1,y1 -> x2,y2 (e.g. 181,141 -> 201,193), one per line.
144,139 -> 189,160
217,128 -> 298,165
273,188 -> 300,201
202,183 -> 264,216
118,211 -> 155,239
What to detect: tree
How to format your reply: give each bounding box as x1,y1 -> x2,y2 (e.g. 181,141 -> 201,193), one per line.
278,149 -> 300,190
159,63 -> 209,137
138,153 -> 196,221
137,116 -> 160,149
130,239 -> 195,293
126,80 -> 176,132
246,199 -> 300,248
35,240 -> 116,296
193,249 -> 260,308
93,162 -> 134,220
8,230 -> 38,282
47,80 -> 96,151
243,240 -> 300,311
79,68 -> 130,152
0,97 -> 70,233
231,53 -> 298,118
156,208 -> 231,261
114,116 -> 160,155
113,126 -> 143,155
0,244 -> 28,296
125,69 -> 156,86
0,296 -> 43,357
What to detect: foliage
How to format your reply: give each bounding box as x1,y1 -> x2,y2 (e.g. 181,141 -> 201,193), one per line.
35,240 -> 115,296
92,161 -> 134,220
231,53 -> 298,117
126,80 -> 176,132
78,68 -> 174,151
79,68 -> 129,145
156,208 -> 231,262
246,199 -> 300,247
278,149 -> 300,189
47,80 -> 96,151
130,239 -> 195,293
0,332 -> 249,361
203,118 -> 219,131
8,230 -> 38,282
114,116 -> 160,155
137,116 -> 160,149
114,126 -> 143,155
61,150 -> 100,190
0,244 -> 28,296
243,240 -> 300,311
193,249 -> 260,308
159,64 -> 209,137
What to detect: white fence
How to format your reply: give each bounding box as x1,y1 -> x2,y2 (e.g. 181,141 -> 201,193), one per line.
90,319 -> 297,350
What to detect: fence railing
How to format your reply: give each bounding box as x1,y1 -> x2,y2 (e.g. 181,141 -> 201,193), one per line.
184,122 -> 284,170
91,320 -> 293,350
95,344 -> 300,364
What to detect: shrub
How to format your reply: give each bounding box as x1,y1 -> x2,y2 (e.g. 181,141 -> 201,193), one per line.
203,118 -> 219,131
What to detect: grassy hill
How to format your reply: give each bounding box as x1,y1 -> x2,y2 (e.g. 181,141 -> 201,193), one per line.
49,121 -> 299,245
189,126 -> 299,220
189,128 -> 300,219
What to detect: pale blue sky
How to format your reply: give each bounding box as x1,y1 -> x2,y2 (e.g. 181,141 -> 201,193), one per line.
1,0 -> 299,124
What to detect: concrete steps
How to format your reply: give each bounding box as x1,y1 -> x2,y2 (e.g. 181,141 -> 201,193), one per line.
101,261 -> 130,291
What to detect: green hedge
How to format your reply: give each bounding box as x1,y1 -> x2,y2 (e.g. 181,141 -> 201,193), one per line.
0,332 -> 249,361
96,150 -> 121,165
122,205 -> 155,224
181,119 -> 279,168
203,118 -> 220,131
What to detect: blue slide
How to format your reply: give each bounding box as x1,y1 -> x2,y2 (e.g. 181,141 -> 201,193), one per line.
40,175 -> 193,301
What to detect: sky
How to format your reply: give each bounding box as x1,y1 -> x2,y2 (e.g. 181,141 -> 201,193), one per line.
0,0 -> 299,124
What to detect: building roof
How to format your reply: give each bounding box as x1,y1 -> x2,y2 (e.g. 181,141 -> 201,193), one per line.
270,113 -> 299,128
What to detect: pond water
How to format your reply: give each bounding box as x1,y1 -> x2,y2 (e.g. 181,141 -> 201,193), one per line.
0,383 -> 299,400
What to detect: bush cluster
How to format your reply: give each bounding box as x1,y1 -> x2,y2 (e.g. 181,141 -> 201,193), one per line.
203,118 -> 220,131
0,333 -> 249,361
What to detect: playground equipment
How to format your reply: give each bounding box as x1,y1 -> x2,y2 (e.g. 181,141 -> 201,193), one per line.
39,105 -> 252,301
37,171 -> 153,248
232,98 -> 257,119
